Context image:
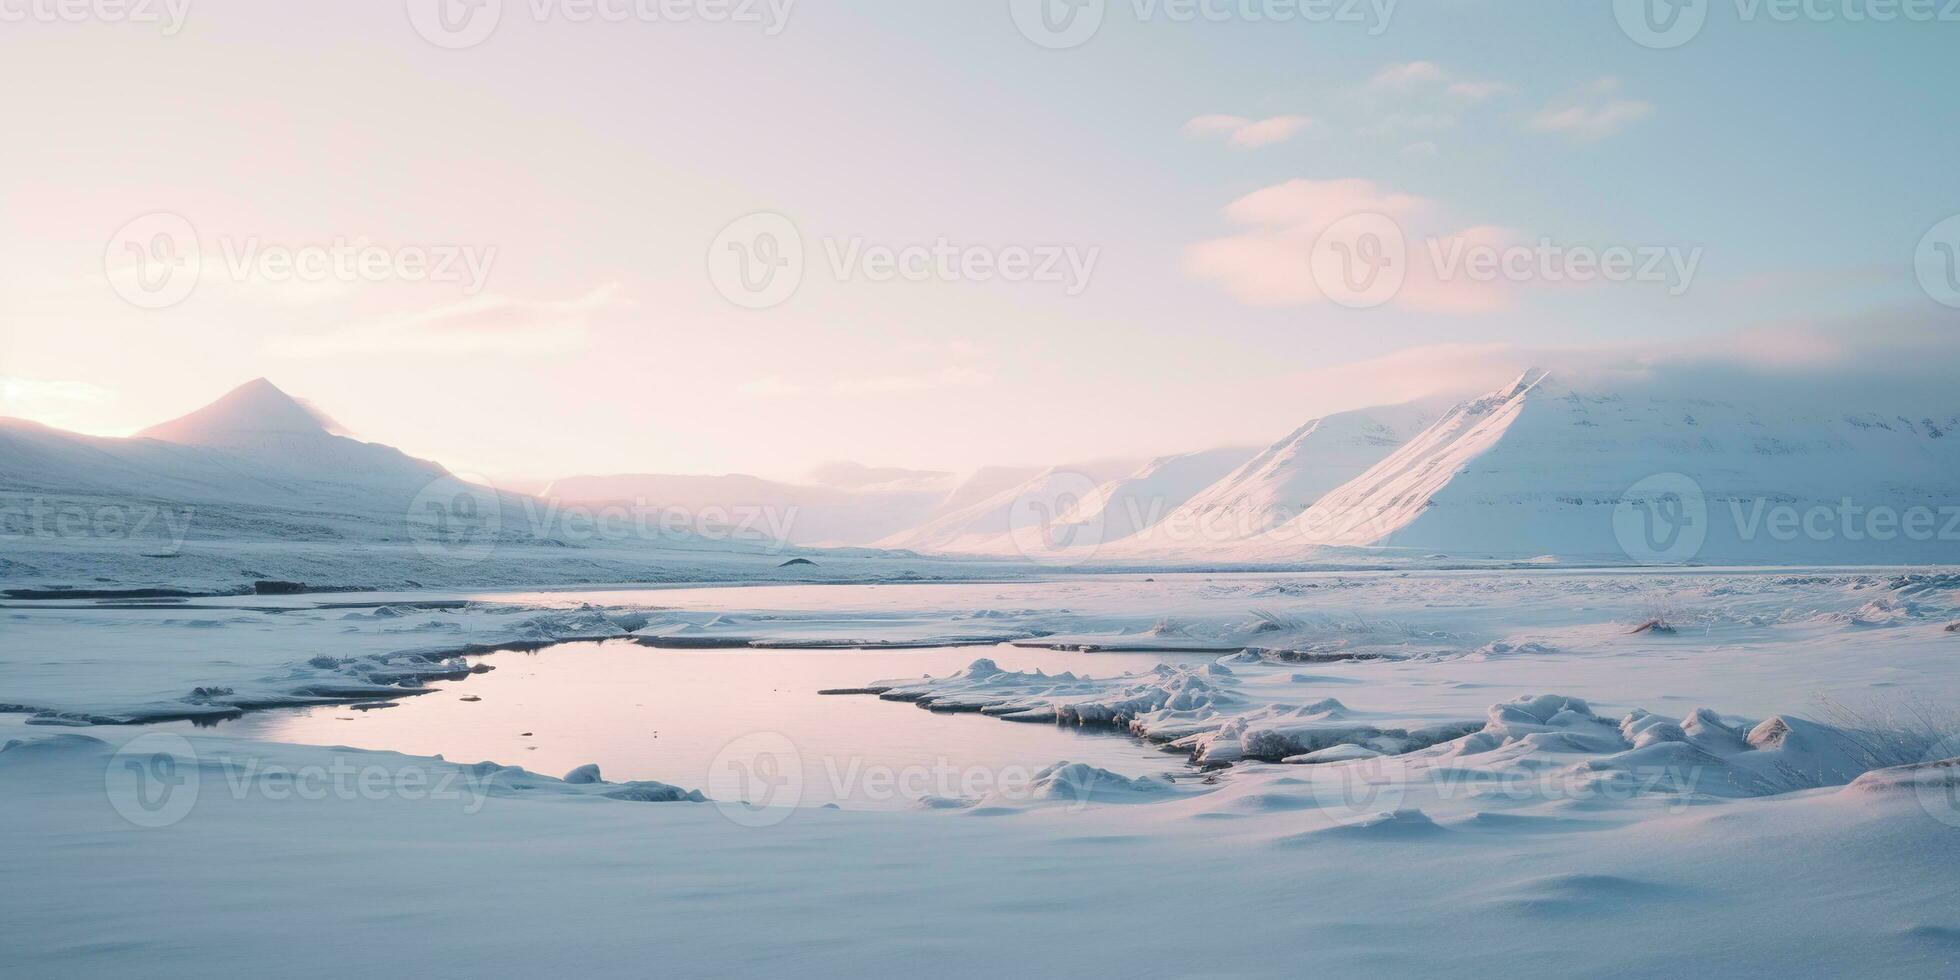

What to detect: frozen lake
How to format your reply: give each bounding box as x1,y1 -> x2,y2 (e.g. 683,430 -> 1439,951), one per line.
208,640 -> 1208,809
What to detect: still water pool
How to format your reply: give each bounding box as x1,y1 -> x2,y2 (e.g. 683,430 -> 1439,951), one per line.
220,640 -> 1208,808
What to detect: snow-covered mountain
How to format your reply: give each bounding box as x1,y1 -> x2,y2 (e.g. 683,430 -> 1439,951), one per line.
2,379 -> 450,516
540,470 -> 957,547
1050,446 -> 1261,545
1222,369 -> 1960,563
1102,401 -> 1442,556
138,377 -> 351,446
871,448 -> 1266,558
872,459 -> 1149,554
11,373 -> 1957,570
0,380 -> 776,560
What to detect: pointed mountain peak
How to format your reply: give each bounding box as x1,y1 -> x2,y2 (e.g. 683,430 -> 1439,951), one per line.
1504,367 -> 1553,397
137,378 -> 349,446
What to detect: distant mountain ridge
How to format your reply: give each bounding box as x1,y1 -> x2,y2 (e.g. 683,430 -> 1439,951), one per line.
9,373 -> 1956,566
1221,370 -> 1960,563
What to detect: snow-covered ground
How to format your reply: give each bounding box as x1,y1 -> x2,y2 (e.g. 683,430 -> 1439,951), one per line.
5,568 -> 1959,976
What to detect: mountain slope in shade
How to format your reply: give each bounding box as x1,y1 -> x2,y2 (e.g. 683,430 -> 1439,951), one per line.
540,471 -> 956,547
872,458 -> 1146,554
1043,446 -> 1259,548
1103,400 -> 1442,555
1226,369 -> 1960,563
803,461 -> 951,491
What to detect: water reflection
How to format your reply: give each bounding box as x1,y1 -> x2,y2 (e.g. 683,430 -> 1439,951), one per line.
223,641 -> 1207,809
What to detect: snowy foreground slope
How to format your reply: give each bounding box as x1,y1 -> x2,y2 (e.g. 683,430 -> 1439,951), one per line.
4,569 -> 1960,976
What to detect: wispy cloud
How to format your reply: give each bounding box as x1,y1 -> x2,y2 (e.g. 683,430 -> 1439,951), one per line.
1527,77 -> 1654,140
1352,63 -> 1510,144
1183,113 -> 1312,149
1445,80 -> 1512,103
268,284 -> 627,357
1186,177 -> 1517,314
1367,61 -> 1447,88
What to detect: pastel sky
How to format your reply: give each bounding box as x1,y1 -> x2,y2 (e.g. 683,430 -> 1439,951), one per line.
3,1 -> 1957,483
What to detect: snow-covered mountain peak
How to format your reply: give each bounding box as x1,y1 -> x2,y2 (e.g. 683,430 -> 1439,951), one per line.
138,378 -> 348,447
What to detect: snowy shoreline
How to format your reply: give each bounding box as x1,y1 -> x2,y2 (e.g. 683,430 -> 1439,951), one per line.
8,567 -> 1960,976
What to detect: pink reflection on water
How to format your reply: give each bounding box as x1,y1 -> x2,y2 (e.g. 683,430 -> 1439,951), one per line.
231,641 -> 1203,809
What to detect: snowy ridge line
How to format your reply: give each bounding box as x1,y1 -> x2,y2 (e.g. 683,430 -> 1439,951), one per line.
5,605 -> 648,726
0,731 -> 706,806
844,657 -> 1481,762
633,632 -> 1047,650
838,657 -> 1959,804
